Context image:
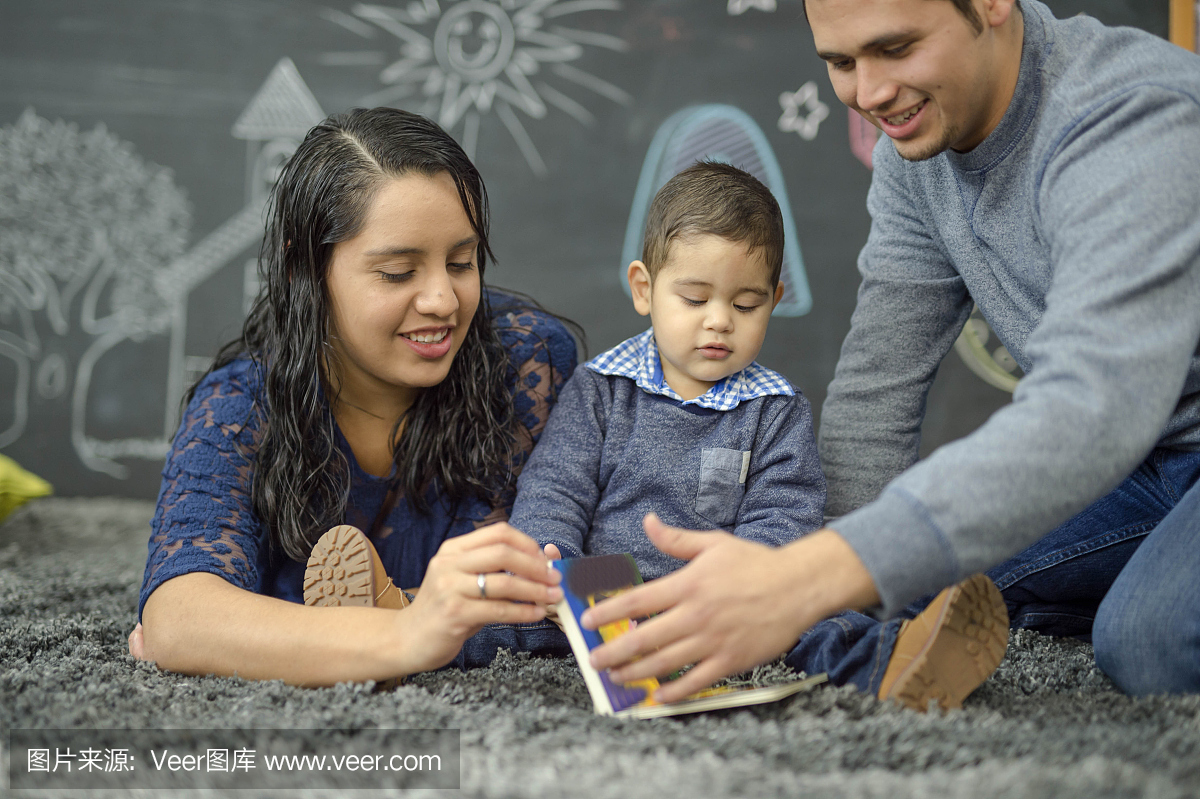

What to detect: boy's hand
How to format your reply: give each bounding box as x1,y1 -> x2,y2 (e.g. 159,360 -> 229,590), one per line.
579,513 -> 879,703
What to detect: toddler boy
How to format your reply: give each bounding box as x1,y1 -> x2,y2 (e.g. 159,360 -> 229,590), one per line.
511,161 -> 1009,713
510,160 -> 825,574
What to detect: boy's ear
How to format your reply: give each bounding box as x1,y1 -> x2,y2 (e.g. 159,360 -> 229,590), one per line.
772,281 -> 785,310
628,261 -> 653,317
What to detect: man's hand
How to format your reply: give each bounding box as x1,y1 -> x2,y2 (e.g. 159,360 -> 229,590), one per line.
580,514 -> 879,703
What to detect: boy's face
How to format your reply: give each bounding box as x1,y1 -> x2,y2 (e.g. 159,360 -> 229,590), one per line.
628,234 -> 784,401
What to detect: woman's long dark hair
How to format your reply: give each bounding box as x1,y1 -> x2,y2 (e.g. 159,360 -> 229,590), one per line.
200,107 -> 518,562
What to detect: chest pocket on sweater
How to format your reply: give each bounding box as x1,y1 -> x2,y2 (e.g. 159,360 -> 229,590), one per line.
696,448 -> 751,528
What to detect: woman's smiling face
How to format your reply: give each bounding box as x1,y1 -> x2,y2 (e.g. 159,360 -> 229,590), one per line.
324,171 -> 481,410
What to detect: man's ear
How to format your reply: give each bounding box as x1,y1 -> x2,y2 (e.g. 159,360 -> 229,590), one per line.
628,261 -> 653,317
772,281 -> 785,310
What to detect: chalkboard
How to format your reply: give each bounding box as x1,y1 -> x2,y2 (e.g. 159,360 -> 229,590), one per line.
0,0 -> 1174,498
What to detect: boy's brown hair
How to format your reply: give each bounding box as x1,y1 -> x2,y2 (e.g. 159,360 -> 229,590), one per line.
641,160 -> 785,286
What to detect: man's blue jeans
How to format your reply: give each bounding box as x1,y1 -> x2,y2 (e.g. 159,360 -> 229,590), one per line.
786,447 -> 1200,697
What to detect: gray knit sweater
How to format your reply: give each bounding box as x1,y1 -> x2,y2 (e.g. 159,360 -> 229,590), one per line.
510,364 -> 825,580
821,0 -> 1200,617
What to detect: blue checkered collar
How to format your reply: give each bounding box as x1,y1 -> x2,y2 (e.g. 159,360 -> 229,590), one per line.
585,329 -> 794,411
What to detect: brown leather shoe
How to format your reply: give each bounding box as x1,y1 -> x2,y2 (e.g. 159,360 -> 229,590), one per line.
303,525 -> 409,610
877,573 -> 1008,712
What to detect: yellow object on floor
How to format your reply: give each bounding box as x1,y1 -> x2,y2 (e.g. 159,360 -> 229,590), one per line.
0,454 -> 53,523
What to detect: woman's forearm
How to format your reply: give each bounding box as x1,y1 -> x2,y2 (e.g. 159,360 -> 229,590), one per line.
139,525 -> 560,686
140,573 -> 419,686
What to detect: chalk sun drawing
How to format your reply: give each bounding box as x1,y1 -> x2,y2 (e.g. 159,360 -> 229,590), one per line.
321,1 -> 631,176
778,81 -> 828,141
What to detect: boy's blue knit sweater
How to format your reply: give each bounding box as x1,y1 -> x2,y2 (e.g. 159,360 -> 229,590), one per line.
510,331 -> 826,579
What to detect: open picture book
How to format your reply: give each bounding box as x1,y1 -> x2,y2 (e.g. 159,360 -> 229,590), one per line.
551,554 -> 827,719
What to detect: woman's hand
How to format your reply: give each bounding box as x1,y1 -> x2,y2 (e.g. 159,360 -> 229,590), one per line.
135,528 -> 562,686
397,522 -> 563,673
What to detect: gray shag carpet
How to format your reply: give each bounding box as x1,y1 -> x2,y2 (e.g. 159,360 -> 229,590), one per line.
2,498 -> 1199,798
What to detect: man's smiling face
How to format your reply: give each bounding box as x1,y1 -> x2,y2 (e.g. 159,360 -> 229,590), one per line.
808,0 -> 1019,161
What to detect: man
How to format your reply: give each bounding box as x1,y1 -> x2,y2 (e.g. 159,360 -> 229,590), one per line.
580,0 -> 1200,703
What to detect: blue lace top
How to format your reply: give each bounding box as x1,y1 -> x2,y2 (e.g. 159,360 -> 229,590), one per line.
139,292 -> 577,668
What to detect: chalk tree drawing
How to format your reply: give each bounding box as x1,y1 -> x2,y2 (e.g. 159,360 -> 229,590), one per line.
727,0 -> 776,14
778,81 -> 829,141
0,109 -> 190,475
0,61 -> 324,478
320,0 -> 631,176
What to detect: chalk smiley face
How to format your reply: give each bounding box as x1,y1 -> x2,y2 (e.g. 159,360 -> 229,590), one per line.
434,2 -> 516,83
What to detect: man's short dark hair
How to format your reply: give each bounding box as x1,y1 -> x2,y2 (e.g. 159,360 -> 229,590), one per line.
802,0 -> 985,35
641,161 -> 784,286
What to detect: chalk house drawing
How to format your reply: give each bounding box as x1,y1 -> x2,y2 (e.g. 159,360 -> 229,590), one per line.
728,0 -> 776,14
621,105 -> 813,317
320,0 -> 631,176
0,59 -> 324,478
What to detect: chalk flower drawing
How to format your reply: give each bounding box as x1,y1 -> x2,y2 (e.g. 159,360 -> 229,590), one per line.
727,0 -> 776,14
320,0 -> 630,176
0,110 -> 191,475
778,81 -> 829,141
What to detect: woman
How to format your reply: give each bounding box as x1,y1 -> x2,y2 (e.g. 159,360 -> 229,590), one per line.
130,107 -> 576,685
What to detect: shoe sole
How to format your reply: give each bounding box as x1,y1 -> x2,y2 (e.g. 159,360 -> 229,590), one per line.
303,525 -> 376,607
886,573 -> 1009,712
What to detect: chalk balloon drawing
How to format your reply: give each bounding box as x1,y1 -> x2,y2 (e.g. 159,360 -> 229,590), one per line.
848,109 -> 882,169
321,0 -> 631,176
621,105 -> 812,317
